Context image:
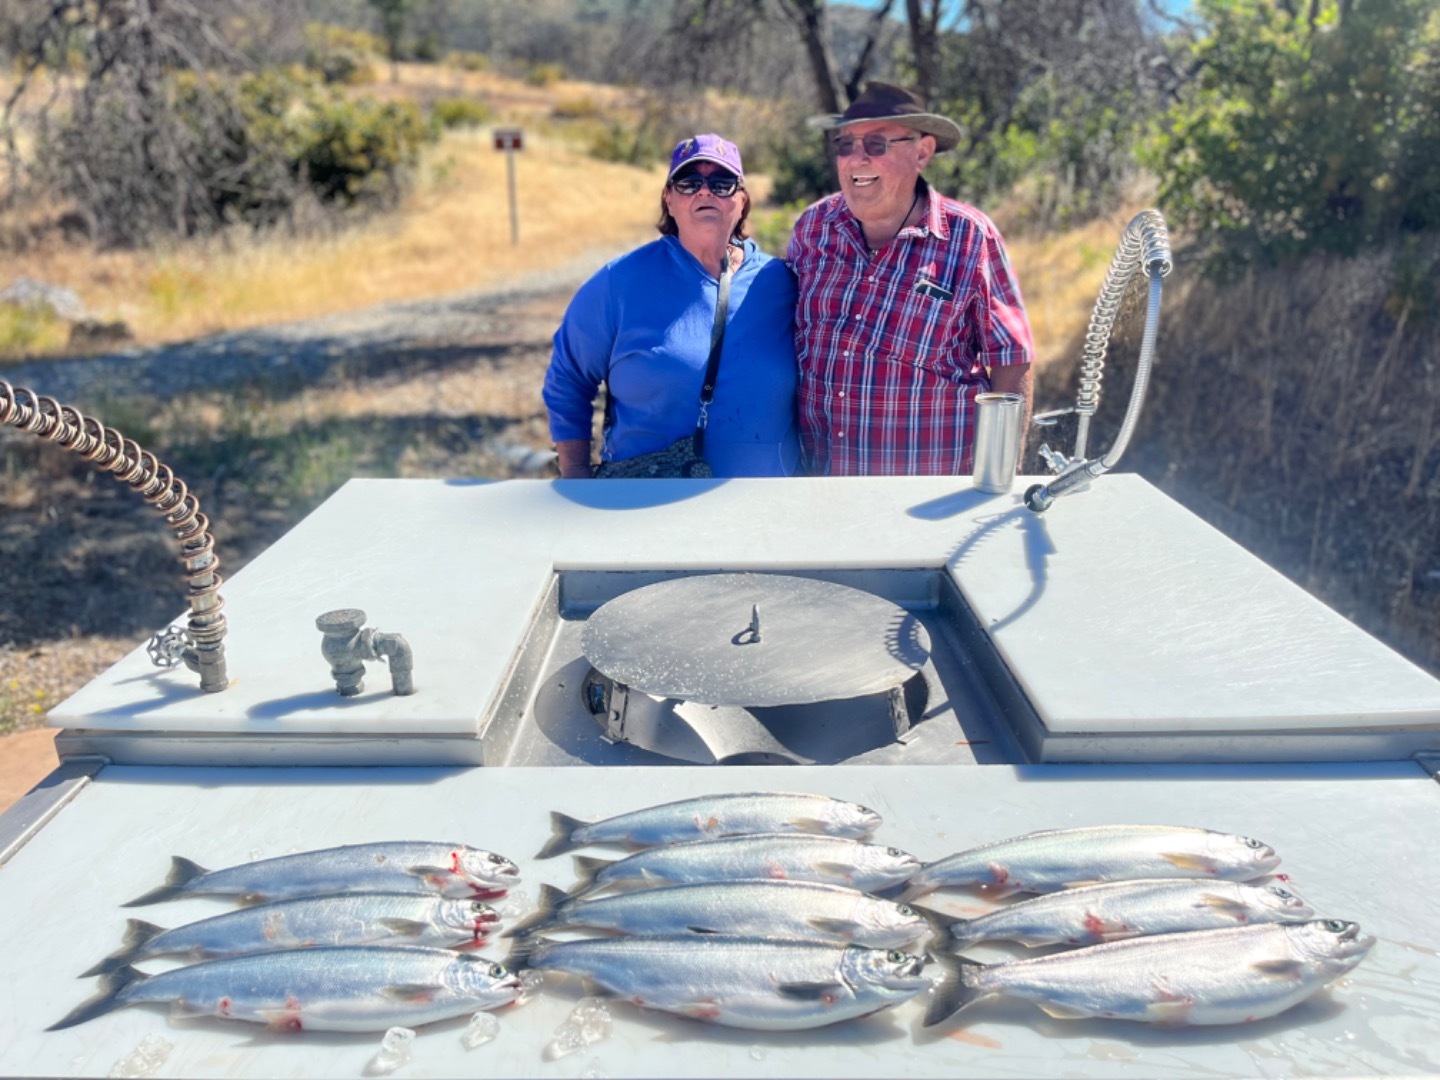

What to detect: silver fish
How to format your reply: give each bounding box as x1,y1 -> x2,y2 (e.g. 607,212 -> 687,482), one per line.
49,946 -> 522,1032
927,919 -> 1374,1027
509,935 -> 933,1030
568,833 -> 921,897
907,825 -> 1281,899
508,881 -> 951,949
949,879 -> 1314,949
123,842 -> 519,906
82,894 -> 502,977
537,792 -> 881,858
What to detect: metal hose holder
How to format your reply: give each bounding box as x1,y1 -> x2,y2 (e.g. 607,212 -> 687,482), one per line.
316,609 -> 416,697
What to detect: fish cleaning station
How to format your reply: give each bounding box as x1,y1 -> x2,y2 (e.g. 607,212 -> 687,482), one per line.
3,215 -> 1440,1078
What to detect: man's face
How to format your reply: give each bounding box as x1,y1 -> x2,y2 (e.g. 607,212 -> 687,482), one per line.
833,121 -> 934,220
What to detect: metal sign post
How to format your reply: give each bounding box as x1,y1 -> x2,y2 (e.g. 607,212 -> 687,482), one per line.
493,128 -> 524,246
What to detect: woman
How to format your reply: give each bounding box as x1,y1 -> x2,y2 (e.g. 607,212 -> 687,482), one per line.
543,134 -> 800,478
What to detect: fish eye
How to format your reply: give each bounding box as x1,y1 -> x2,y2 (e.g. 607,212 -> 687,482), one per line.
470,901 -> 488,913
487,853 -> 507,864
896,904 -> 914,916
886,847 -> 903,857
1270,886 -> 1295,900
1245,837 -> 1264,849
1323,919 -> 1347,933
886,950 -> 906,963
489,963 -> 506,978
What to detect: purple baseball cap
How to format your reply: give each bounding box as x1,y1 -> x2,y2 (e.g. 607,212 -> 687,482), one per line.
667,134 -> 744,181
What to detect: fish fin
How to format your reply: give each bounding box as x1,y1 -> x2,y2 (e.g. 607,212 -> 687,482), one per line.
775,981 -> 847,1002
378,918 -> 431,938
537,811 -> 590,859
805,916 -> 865,940
1197,893 -> 1250,919
122,856 -> 209,907
1160,851 -> 1220,875
911,904 -> 966,947
79,920 -> 167,978
1143,1000 -> 1195,1024
504,883 -> 566,939
47,966 -> 145,1030
812,861 -> 854,881
685,924 -> 723,935
382,983 -> 442,1003
922,953 -> 985,1028
505,934 -> 550,972
1038,1000 -> 1099,1020
404,864 -> 450,880
567,855 -> 613,896
786,816 -> 832,835
1252,958 -> 1307,980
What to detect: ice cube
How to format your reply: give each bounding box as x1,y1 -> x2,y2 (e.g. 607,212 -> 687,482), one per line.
579,1059 -> 609,1079
461,1011 -> 500,1050
365,1026 -> 415,1076
108,1034 -> 173,1079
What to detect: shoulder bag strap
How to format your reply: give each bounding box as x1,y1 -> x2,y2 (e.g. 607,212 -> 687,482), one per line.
693,249 -> 733,457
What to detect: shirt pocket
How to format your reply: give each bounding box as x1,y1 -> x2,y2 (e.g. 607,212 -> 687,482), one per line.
893,286 -> 964,382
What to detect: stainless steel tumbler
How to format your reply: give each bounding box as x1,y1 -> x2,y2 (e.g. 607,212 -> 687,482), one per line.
972,392 -> 1025,494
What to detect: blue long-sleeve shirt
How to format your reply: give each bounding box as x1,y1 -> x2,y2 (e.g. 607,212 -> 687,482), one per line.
543,235 -> 801,477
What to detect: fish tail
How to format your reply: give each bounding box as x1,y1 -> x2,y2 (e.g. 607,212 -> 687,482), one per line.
47,966 -> 144,1030
503,883 -> 565,939
536,811 -> 589,859
78,920 -> 166,978
503,933 -> 550,972
922,953 -> 986,1028
122,856 -> 209,907
566,855 -> 612,897
912,904 -> 971,949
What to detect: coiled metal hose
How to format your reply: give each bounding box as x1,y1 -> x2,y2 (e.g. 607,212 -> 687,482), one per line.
1025,210 -> 1173,512
0,380 -> 228,692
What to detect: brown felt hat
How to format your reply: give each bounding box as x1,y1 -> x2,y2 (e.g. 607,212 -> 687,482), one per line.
808,82 -> 961,152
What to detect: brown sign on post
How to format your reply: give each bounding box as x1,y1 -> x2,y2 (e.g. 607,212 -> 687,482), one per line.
493,129 -> 524,244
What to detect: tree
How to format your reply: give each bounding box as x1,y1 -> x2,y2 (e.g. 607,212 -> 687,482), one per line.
367,0 -> 413,81
1150,0 -> 1440,265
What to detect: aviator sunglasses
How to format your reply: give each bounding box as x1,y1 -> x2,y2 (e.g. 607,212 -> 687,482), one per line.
670,171 -> 742,197
832,133 -> 919,157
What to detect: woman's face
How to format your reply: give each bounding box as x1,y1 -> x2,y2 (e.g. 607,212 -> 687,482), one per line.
663,161 -> 747,249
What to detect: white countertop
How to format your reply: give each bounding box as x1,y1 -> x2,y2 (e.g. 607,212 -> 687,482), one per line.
2,761 -> 1438,1078
47,475 -> 1440,744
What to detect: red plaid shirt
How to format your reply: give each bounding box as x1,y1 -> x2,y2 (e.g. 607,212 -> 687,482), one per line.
787,184 -> 1034,475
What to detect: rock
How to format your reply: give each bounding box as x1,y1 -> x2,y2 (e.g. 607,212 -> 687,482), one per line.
0,276 -> 87,321
67,318 -> 134,349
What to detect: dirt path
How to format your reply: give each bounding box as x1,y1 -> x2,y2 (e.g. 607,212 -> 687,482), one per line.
1,244 -> 634,808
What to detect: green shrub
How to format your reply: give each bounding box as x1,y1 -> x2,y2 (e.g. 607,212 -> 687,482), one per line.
303,23 -> 379,85
748,204 -> 805,257
1147,0 -> 1440,267
552,96 -> 603,121
430,97 -> 492,130
525,62 -> 565,88
447,51 -> 490,72
290,93 -> 434,204
587,120 -> 670,167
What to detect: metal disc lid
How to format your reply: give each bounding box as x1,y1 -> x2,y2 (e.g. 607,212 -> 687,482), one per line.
581,573 -> 931,707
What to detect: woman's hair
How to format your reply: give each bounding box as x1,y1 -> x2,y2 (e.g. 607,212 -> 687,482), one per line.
656,178 -> 751,243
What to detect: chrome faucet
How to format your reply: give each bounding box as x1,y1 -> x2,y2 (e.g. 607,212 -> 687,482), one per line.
1025,210 -> 1174,512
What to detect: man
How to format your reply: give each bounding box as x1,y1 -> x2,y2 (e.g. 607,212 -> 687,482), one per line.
787,83 -> 1034,476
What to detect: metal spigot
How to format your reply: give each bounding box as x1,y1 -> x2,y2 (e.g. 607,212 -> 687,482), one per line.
316,609 -> 416,697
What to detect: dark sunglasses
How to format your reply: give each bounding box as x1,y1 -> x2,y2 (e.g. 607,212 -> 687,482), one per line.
832,134 -> 919,157
670,172 -> 742,197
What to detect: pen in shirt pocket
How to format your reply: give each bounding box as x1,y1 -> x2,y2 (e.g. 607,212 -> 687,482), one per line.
914,276 -> 954,301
